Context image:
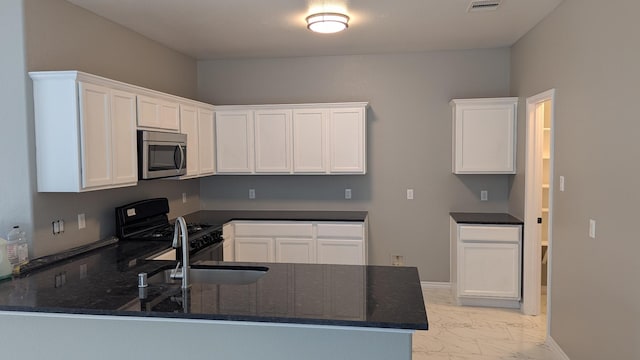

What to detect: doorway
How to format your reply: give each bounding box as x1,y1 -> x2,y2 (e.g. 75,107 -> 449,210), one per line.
522,89 -> 555,324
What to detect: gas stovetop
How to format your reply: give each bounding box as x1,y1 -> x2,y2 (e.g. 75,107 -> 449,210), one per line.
115,198 -> 223,253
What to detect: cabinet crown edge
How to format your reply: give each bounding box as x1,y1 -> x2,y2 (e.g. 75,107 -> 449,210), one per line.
215,102 -> 369,111
449,97 -> 518,106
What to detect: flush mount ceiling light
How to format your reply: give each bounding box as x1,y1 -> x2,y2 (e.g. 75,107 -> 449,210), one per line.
306,12 -> 349,34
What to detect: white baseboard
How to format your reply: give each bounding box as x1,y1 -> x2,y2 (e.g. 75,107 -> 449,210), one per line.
420,281 -> 451,290
546,336 -> 570,360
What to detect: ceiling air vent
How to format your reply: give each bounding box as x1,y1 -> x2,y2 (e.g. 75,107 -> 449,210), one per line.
467,0 -> 502,12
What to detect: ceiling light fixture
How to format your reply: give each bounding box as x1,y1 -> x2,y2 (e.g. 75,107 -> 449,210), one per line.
306,12 -> 349,34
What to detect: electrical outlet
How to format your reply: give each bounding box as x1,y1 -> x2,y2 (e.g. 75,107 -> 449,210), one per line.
182,192 -> 187,203
52,220 -> 65,235
345,188 -> 352,200
78,214 -> 86,229
249,188 -> 256,199
481,190 -> 488,201
407,189 -> 414,200
391,255 -> 404,266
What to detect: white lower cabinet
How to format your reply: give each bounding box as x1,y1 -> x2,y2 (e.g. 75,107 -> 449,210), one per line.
226,221 -> 366,265
276,238 -> 315,264
451,218 -> 522,308
235,237 -> 275,262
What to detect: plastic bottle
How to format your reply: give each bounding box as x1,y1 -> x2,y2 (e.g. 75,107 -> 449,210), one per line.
0,237 -> 13,279
7,226 -> 28,266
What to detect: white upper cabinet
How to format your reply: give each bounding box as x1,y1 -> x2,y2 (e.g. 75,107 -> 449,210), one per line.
179,104 -> 200,178
30,71 -> 138,192
137,94 -> 180,131
329,107 -> 366,174
254,109 -> 292,173
293,109 -> 328,173
451,98 -> 517,174
215,110 -> 255,173
109,89 -> 138,185
215,103 -> 367,175
179,103 -> 215,179
197,107 -> 216,176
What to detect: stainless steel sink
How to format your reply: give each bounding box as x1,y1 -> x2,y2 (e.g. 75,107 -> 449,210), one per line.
148,265 -> 269,285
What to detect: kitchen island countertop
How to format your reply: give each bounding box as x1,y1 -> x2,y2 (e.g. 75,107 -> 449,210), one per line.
0,237 -> 426,331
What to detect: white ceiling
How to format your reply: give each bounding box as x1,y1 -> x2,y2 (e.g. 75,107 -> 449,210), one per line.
66,0 -> 563,60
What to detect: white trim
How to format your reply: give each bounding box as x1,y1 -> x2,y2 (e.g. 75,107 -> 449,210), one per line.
546,336 -> 571,360
420,281 -> 451,290
523,89 -> 555,318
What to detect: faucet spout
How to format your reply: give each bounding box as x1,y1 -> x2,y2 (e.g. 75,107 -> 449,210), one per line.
170,216 -> 189,289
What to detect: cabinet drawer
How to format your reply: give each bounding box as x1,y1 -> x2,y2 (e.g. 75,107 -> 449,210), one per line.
235,222 -> 313,237
317,223 -> 364,239
459,225 -> 520,243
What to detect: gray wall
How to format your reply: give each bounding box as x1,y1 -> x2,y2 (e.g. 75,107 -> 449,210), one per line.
17,0 -> 201,257
510,0 -> 640,358
198,50 -> 512,281
0,0 -> 34,241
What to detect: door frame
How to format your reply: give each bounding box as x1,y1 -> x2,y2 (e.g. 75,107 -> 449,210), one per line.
522,89 -> 555,318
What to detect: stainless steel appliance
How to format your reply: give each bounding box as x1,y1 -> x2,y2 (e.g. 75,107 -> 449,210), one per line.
137,130 -> 187,180
115,198 -> 223,262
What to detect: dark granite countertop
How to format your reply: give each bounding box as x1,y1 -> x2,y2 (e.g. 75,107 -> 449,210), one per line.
183,210 -> 368,228
0,236 -> 427,331
450,212 -> 523,225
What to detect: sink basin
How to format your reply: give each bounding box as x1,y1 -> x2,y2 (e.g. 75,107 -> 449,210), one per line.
148,265 -> 269,285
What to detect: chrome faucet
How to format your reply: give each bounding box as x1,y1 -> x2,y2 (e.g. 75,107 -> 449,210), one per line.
170,216 -> 189,289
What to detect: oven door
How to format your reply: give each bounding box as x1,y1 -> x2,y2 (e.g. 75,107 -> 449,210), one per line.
138,131 -> 187,179
190,242 -> 224,263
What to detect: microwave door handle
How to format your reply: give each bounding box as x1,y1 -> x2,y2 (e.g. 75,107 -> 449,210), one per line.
177,144 -> 185,172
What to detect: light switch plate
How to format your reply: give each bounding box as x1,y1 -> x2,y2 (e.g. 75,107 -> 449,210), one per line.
481,190 -> 488,201
345,188 -> 352,200
407,189 -> 414,200
589,219 -> 596,238
559,176 -> 565,192
249,188 -> 256,199
78,214 -> 85,230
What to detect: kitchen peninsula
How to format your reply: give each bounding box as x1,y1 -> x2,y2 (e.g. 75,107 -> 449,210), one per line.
0,211 -> 427,360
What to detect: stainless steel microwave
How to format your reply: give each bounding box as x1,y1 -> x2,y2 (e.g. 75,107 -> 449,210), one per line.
137,130 -> 187,180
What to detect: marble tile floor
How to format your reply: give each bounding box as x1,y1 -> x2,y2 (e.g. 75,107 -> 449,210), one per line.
413,288 -> 557,360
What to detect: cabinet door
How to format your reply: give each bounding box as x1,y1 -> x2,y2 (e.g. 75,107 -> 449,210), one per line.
198,107 -> 215,175
452,99 -> 516,174
292,109 -> 327,173
222,223 -> 234,261
235,237 -> 274,262
276,238 -> 315,264
325,266 -> 365,320
110,89 -> 138,186
254,109 -> 292,173
180,105 -> 199,178
458,242 -> 520,299
317,239 -> 364,265
215,110 -> 254,173
136,94 -> 179,131
158,100 -> 180,131
79,82 -> 112,188
329,108 -> 365,173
